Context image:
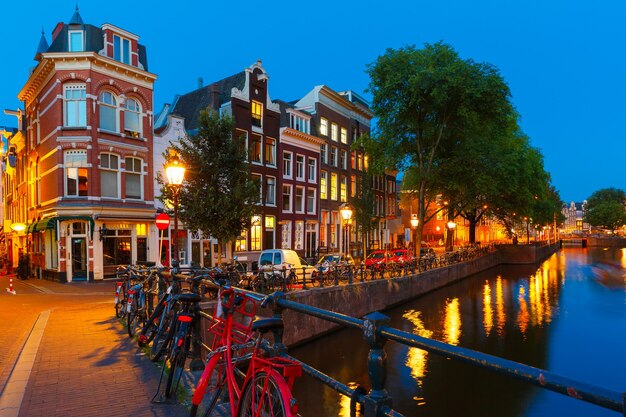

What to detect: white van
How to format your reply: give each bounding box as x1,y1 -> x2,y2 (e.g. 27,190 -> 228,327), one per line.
258,249 -> 315,280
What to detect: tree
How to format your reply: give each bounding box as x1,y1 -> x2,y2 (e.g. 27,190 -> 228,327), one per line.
159,110 -> 260,263
349,148 -> 377,258
364,42 -> 515,253
584,188 -> 626,232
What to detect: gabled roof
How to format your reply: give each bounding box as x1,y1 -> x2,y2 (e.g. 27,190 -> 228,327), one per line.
170,72 -> 245,131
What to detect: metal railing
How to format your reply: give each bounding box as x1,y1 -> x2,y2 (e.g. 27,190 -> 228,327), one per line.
259,292 -> 625,417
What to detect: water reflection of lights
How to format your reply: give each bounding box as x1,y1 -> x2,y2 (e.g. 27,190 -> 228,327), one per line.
403,310 -> 433,388
444,298 -> 461,345
483,281 -> 493,336
517,285 -> 530,334
496,276 -> 506,335
338,382 -> 361,416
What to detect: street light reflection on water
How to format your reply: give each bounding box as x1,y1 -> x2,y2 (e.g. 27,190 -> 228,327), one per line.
293,248 -> 626,417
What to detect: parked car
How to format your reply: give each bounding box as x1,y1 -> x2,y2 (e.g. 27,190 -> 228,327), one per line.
364,250 -> 391,268
420,247 -> 436,258
389,249 -> 413,265
315,253 -> 355,268
258,249 -> 315,280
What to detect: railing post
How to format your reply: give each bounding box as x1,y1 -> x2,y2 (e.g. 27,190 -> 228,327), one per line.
360,265 -> 365,283
334,265 -> 339,286
348,265 -> 353,284
302,266 -> 307,290
270,291 -> 287,355
281,266 -> 287,292
362,312 -> 392,416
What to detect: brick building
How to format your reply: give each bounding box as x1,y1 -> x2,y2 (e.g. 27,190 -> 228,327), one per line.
7,8 -> 157,281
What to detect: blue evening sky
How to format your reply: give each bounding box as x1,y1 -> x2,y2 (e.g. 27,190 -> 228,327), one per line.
1,1 -> 624,203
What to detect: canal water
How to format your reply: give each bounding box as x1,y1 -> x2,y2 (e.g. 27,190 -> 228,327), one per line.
291,248 -> 626,416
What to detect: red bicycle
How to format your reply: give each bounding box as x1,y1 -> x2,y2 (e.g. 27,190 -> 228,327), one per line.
190,284 -> 301,417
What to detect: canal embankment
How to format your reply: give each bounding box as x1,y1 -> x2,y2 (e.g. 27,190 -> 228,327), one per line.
279,241 -> 561,346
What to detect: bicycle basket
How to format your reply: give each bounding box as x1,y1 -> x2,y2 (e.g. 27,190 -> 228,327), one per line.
207,288 -> 259,346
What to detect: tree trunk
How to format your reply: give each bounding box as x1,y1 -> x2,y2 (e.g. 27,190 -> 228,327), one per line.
469,219 -> 477,243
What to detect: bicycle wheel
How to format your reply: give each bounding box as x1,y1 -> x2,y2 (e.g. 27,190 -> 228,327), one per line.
149,312 -> 174,362
237,370 -> 295,417
115,285 -> 127,318
138,298 -> 165,347
190,354 -> 227,417
164,349 -> 186,399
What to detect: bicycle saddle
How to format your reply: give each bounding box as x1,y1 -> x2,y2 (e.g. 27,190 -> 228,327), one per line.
177,292 -> 202,303
251,317 -> 284,333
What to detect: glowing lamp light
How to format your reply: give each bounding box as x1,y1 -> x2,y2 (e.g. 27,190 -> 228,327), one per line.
447,221 -> 457,230
165,156 -> 186,186
10,223 -> 26,232
339,203 -> 353,221
410,214 -> 419,228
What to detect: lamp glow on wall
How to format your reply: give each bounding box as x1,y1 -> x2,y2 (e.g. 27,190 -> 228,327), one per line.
10,222 -> 26,232
165,155 -> 186,268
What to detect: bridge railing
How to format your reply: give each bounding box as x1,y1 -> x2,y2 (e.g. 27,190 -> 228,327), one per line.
265,291 -> 625,417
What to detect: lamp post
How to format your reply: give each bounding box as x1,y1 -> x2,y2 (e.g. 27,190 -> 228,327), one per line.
339,203 -> 353,259
165,156 -> 185,269
447,220 -> 457,251
410,214 -> 419,259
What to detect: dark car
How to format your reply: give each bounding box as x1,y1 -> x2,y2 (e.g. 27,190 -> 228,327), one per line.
315,253 -> 355,268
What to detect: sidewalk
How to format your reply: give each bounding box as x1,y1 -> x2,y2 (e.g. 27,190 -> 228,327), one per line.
0,276 -> 188,417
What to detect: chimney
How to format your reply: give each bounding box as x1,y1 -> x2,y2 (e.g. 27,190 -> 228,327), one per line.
210,84 -> 221,109
197,77 -> 203,89
52,22 -> 64,42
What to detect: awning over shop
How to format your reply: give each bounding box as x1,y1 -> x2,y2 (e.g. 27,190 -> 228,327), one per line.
27,216 -> 96,239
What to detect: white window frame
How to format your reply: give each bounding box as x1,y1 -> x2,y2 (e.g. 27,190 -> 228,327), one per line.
100,153 -> 120,199
330,172 -> 338,201
320,118 -> 328,136
295,186 -> 305,214
306,188 -> 316,214
265,137 -> 276,166
252,100 -> 263,128
331,123 -> 338,141
331,147 -> 338,167
69,30 -> 84,52
295,155 -> 305,181
341,150 -> 347,170
283,151 -> 293,179
124,98 -> 142,138
98,91 -> 118,133
320,144 -> 328,165
282,184 -> 292,213
340,176 -> 347,202
307,158 -> 317,183
265,176 -> 276,206
341,127 -> 348,144
249,134 -> 263,164
125,157 -> 143,199
113,34 -> 131,65
64,150 -> 88,197
64,84 -> 87,127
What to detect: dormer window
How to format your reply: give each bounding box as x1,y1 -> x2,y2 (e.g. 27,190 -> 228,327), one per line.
251,100 -> 263,127
69,30 -> 84,52
113,34 -> 131,65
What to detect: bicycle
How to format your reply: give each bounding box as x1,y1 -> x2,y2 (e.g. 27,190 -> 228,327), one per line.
190,282 -> 302,417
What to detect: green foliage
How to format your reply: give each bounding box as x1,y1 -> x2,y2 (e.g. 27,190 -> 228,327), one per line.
584,188 -> 626,231
158,110 -> 260,245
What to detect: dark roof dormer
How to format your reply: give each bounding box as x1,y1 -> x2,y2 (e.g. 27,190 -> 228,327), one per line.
34,29 -> 49,60
68,6 -> 84,25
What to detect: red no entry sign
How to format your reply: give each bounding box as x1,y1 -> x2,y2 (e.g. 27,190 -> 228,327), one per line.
155,212 -> 170,230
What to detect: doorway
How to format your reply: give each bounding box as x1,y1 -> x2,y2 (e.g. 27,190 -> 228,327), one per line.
68,222 -> 88,281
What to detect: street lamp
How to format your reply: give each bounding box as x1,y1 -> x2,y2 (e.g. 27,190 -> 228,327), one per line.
165,155 -> 186,269
410,214 -> 419,258
447,220 -> 456,251
339,203 -> 353,259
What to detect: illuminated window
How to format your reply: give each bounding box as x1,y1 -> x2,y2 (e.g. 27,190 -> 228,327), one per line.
331,123 -> 338,141
320,171 -> 328,199
320,118 -> 328,136
65,150 -> 88,197
235,230 -> 248,252
136,223 -> 147,236
340,176 -> 347,202
251,215 -> 262,251
351,175 -> 356,198
340,127 -> 347,144
252,100 -> 263,127
124,98 -> 141,138
264,137 -> 276,166
100,153 -> 119,198
330,173 -> 338,201
249,135 -> 262,163
64,84 -> 86,127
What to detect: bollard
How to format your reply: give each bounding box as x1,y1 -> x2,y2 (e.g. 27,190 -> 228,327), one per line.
301,267 -> 307,290
6,276 -> 16,295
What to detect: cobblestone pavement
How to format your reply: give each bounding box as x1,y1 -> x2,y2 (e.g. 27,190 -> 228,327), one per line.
0,276 -> 188,417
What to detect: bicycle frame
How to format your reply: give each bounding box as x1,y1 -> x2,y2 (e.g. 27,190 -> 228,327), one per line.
191,287 -> 301,417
